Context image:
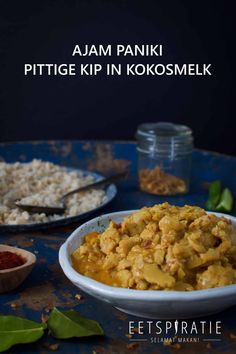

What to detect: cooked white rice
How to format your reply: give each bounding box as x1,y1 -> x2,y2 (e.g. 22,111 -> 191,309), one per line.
0,159 -> 106,225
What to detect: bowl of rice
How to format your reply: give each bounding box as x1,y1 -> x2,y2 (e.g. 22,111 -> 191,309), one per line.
0,159 -> 117,231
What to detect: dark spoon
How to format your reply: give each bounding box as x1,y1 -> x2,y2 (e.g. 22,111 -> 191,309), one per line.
15,172 -> 127,215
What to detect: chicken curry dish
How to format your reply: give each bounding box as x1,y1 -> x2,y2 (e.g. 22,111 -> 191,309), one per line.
71,203 -> 236,291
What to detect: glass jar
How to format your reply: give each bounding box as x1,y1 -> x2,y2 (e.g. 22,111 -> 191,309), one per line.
136,122 -> 193,195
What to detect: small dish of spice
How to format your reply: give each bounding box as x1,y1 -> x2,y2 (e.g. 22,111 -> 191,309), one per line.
0,244 -> 36,293
0,251 -> 25,270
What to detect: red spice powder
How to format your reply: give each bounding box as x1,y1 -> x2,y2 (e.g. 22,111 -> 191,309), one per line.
0,251 -> 24,270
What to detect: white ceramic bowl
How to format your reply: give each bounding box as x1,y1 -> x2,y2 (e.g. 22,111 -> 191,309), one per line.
59,210 -> 236,319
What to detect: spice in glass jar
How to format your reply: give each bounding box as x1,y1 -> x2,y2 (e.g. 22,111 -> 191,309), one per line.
139,165 -> 187,195
136,122 -> 193,196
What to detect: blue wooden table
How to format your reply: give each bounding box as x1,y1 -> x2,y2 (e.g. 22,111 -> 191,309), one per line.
0,141 -> 236,354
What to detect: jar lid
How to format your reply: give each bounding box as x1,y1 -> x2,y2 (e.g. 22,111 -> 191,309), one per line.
137,122 -> 192,140
136,122 -> 193,156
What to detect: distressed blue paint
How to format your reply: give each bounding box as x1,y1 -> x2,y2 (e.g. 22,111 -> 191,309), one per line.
0,141 -> 236,354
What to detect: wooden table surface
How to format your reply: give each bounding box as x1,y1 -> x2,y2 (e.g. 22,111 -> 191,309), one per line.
0,140 -> 236,354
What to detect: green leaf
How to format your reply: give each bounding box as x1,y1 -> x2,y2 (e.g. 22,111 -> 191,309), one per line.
47,307 -> 104,339
205,180 -> 221,210
216,188 -> 234,213
0,316 -> 46,352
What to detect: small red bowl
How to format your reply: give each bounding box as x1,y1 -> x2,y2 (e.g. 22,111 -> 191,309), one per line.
0,244 -> 36,293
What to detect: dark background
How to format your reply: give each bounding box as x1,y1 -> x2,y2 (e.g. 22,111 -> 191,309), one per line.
0,0 -> 235,154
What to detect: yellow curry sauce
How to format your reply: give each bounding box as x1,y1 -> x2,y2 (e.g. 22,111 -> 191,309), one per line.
71,232 -> 120,286
71,203 -> 236,291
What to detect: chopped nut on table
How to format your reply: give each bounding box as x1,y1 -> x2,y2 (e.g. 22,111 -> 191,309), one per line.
230,332 -> 236,339
43,343 -> 59,351
41,313 -> 49,323
126,342 -> 139,350
163,341 -> 181,349
10,303 -> 17,309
